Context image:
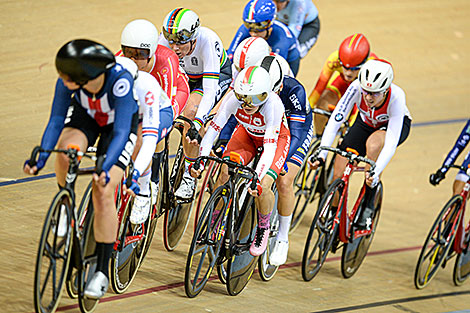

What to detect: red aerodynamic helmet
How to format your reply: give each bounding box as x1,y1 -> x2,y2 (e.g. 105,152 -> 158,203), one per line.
338,33 -> 370,69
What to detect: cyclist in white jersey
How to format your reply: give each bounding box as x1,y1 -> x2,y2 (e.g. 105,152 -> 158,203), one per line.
115,57 -> 173,224
159,8 -> 232,199
192,66 -> 291,256
309,59 -> 411,230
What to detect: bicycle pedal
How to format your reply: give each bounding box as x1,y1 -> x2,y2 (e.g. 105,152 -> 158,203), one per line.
175,197 -> 193,204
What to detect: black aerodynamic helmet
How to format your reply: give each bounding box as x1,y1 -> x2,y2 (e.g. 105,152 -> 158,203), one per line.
55,39 -> 116,85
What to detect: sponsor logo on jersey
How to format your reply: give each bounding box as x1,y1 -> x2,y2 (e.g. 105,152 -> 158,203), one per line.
215,41 -> 221,58
145,91 -> 154,106
113,78 -> 131,97
253,117 -> 262,127
191,57 -> 198,66
289,93 -> 302,111
335,113 -> 344,122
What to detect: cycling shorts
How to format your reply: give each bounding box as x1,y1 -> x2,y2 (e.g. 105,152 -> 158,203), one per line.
339,115 -> 411,157
222,123 -> 291,181
65,96 -> 139,170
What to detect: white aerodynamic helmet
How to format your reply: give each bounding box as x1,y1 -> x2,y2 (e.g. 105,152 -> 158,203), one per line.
233,37 -> 270,71
115,56 -> 139,79
271,53 -> 293,77
121,19 -> 159,57
257,55 -> 285,93
162,8 -> 200,44
358,59 -> 394,93
234,66 -> 271,107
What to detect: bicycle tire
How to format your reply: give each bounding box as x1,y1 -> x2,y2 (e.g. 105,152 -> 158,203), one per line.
453,228 -> 470,286
341,182 -> 383,278
290,140 -> 322,233
110,194 -> 148,294
302,178 -> 344,282
34,189 -> 73,313
192,160 -> 220,232
258,185 -> 280,281
414,195 -> 462,289
140,177 -> 163,263
226,184 -> 258,296
184,186 -> 229,298
66,182 -> 92,300
77,201 -> 99,313
163,144 -> 193,251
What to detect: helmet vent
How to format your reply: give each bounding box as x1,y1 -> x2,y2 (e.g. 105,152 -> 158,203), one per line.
373,73 -> 381,82
379,79 -> 388,89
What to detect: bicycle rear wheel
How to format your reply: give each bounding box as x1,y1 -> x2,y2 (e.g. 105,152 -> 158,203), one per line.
110,194 -> 148,294
140,179 -> 163,263
258,185 -> 280,281
66,182 -> 92,300
414,195 -> 462,289
184,186 -> 229,298
302,178 -> 343,281
341,182 -> 383,278
34,189 -> 73,313
453,229 -> 470,286
77,201 -> 99,313
163,144 -> 193,251
226,189 -> 258,296
290,140 -> 321,233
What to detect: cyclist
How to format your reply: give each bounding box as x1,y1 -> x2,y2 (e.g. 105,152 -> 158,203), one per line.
23,39 -> 139,299
231,36 -> 271,82
159,8 -> 232,199
273,0 -> 320,58
227,0 -> 301,76
191,66 -> 291,257
119,19 -> 191,218
114,57 -> 173,224
430,119 -> 470,197
309,59 -> 412,230
217,55 -> 312,265
308,33 -> 377,137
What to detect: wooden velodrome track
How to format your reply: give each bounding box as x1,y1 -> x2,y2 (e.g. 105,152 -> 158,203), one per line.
0,0 -> 469,312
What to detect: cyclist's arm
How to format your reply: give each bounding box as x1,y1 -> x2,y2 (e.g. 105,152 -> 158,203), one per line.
256,99 -> 284,180
286,83 -> 310,152
134,73 -> 170,175
219,115 -> 238,141
157,47 -> 181,102
102,73 -> 139,172
38,79 -> 74,163
227,25 -> 250,60
318,83 -> 358,160
309,51 -> 339,107
193,37 -> 223,131
199,95 -> 238,157
440,119 -> 470,173
286,0 -> 307,38
374,91 -> 407,177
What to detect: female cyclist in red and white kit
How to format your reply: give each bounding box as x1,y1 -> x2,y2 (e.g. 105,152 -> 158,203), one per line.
309,59 -> 411,229
192,66 -> 291,257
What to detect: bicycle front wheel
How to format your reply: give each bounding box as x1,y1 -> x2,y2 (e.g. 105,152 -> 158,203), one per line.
34,189 -> 73,313
341,182 -> 383,278
414,195 -> 462,289
192,160 -> 220,232
184,186 -> 229,298
453,229 -> 470,286
302,178 -> 343,282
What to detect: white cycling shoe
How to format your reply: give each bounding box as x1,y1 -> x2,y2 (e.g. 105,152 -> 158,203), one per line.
129,194 -> 151,224
150,181 -> 159,205
269,240 -> 289,266
84,271 -> 109,299
53,204 -> 68,237
174,172 -> 196,199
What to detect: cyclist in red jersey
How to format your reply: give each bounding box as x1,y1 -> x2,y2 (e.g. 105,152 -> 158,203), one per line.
119,19 -> 191,202
308,33 -> 377,137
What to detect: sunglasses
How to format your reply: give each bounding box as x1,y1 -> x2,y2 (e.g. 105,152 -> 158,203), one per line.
121,46 -> 151,60
243,20 -> 272,32
362,89 -> 385,97
340,60 -> 362,71
162,28 -> 193,44
234,91 -> 268,107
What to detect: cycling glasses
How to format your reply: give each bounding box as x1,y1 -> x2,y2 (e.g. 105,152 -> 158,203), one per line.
362,89 -> 385,97
162,28 -> 193,44
339,60 -> 363,71
234,91 -> 268,107
121,46 -> 151,60
243,20 -> 272,32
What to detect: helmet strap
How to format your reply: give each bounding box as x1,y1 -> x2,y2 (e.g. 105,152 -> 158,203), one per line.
189,39 -> 197,55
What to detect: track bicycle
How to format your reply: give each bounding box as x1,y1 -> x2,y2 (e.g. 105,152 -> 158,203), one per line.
31,145 -> 103,313
290,108 -> 350,233
414,164 -> 470,289
184,153 -> 261,297
302,146 -> 383,281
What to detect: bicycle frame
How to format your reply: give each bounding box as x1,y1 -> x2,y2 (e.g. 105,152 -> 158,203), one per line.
453,176 -> 469,254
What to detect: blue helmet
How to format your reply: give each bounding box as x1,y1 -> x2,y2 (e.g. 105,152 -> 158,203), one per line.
243,0 -> 276,31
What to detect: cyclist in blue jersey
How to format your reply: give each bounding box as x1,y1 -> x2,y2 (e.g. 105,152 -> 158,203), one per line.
430,119 -> 470,197
273,0 -> 320,58
227,0 -> 301,76
219,55 -> 313,264
23,39 -> 139,300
